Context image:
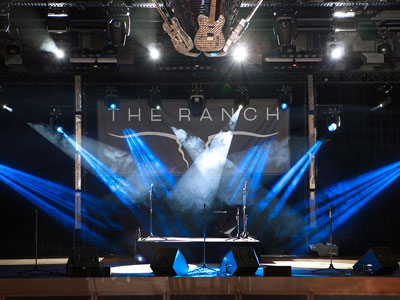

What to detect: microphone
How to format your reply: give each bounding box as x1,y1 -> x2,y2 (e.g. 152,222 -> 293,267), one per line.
243,180 -> 248,192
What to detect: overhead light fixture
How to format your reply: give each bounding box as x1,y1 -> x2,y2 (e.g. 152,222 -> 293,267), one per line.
327,42 -> 345,60
327,116 -> 341,132
149,86 -> 161,110
54,48 -> 65,59
278,86 -> 292,110
189,84 -> 204,117
0,3 -> 10,32
49,107 -> 63,132
273,9 -> 297,54
104,86 -> 119,110
47,7 -> 69,33
107,6 -> 131,47
333,7 -> 356,18
373,83 -> 395,110
235,85 -> 249,109
149,47 -> 160,60
232,45 -> 248,62
318,105 -> 343,134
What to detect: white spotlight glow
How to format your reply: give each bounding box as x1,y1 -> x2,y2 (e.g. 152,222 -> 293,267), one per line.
149,48 -> 160,60
232,46 -> 248,62
54,48 -> 65,58
2,104 -> 13,113
330,46 -> 344,60
40,38 -> 65,59
333,11 -> 356,18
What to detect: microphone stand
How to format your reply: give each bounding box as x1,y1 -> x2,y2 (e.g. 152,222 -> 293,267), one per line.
18,207 -> 52,276
240,181 -> 255,240
141,184 -> 166,240
189,204 -> 216,275
312,204 -> 344,275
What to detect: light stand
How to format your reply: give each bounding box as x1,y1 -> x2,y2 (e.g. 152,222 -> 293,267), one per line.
18,207 -> 53,276
312,204 -> 344,275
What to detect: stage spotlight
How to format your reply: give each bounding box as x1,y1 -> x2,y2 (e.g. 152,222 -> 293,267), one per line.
273,9 -> 297,54
278,85 -> 292,110
376,40 -> 393,55
54,48 -> 65,59
149,86 -> 161,110
134,253 -> 146,264
49,107 -> 63,133
333,7 -> 356,18
107,6 -> 131,47
149,47 -> 160,60
104,86 -> 119,110
47,7 -> 69,33
232,46 -> 248,62
0,3 -> 10,32
327,115 -> 341,132
328,42 -> 345,60
189,84 -> 204,117
235,85 -> 249,109
2,104 -> 13,112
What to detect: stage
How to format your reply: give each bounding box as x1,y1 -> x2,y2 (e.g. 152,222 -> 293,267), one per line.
1,257 -> 400,300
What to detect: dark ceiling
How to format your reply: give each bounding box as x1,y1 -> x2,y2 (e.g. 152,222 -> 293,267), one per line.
1,1 -> 400,81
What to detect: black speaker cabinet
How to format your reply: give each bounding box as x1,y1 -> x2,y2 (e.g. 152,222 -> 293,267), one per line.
150,247 -> 189,276
263,265 -> 292,276
353,247 -> 399,275
67,247 -> 109,277
219,247 -> 260,276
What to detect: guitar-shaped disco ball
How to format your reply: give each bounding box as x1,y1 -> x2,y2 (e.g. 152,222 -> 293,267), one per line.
152,0 -> 200,57
194,0 -> 226,52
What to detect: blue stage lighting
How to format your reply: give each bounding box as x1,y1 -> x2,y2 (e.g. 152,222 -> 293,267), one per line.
109,103 -> 117,110
258,141 -> 323,211
328,123 -> 337,132
281,102 -> 288,110
56,126 -> 64,133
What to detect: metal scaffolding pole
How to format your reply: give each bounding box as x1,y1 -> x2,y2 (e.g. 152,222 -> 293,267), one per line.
307,74 -> 317,230
74,75 -> 83,247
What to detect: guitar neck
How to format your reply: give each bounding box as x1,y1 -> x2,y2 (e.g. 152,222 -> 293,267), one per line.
152,0 -> 170,25
209,0 -> 217,21
246,0 -> 263,22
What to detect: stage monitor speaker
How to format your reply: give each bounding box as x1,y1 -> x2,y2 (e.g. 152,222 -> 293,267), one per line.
353,247 -> 399,275
219,247 -> 260,276
150,247 -> 189,276
67,247 -> 109,277
263,265 -> 292,276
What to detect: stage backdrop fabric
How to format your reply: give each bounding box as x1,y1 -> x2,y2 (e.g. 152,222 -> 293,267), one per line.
97,99 -> 290,175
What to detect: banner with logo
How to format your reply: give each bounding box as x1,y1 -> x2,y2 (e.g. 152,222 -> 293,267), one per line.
97,99 -> 290,175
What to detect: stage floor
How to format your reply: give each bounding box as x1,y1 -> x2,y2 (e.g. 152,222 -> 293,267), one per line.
0,257 -> 392,278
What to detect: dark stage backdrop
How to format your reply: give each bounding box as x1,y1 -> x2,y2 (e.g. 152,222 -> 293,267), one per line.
315,84 -> 400,255
97,99 -> 290,175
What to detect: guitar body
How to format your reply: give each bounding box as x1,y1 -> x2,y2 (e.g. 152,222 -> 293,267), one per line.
194,14 -> 226,52
162,18 -> 194,53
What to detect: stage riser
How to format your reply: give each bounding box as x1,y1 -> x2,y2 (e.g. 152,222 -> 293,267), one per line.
2,277 -> 400,300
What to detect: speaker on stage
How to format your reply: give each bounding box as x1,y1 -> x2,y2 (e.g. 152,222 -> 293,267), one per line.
353,247 -> 399,275
66,247 -> 110,277
150,247 -> 189,276
219,247 -> 260,276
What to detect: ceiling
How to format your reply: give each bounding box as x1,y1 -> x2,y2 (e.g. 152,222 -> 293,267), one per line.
1,0 -> 400,80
